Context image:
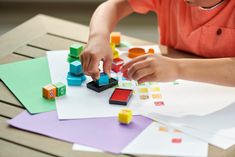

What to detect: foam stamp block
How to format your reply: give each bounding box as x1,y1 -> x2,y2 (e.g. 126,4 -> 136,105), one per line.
67,55 -> 79,63
81,74 -> 87,82
67,72 -> 82,86
70,61 -> 83,75
110,32 -> 121,45
110,43 -> 116,52
97,72 -> 109,86
42,84 -> 57,99
87,78 -> 118,93
53,82 -> 66,97
113,50 -> 120,59
118,109 -> 133,124
122,70 -> 129,80
69,43 -> 83,58
109,88 -> 133,105
112,58 -> 124,73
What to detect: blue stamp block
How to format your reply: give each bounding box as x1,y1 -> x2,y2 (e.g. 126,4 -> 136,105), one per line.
97,72 -> 109,86
70,61 -> 83,75
81,74 -> 86,82
67,72 -> 82,86
77,73 -> 87,82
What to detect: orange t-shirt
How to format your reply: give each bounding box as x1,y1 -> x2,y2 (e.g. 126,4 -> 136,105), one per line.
128,0 -> 235,58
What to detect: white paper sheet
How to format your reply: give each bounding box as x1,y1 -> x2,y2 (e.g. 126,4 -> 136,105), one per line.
47,45 -> 161,119
146,112 -> 235,149
140,80 -> 235,116
73,122 -> 208,157
142,80 -> 235,149
47,51 -> 144,119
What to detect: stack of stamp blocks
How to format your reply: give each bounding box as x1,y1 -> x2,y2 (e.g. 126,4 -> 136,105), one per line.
67,43 -> 86,86
110,32 -> 124,73
67,43 -> 83,63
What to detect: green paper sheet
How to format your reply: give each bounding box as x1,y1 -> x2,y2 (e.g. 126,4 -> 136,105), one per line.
0,57 -> 55,114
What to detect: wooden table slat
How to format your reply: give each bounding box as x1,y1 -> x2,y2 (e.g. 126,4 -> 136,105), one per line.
0,139 -> 54,157
0,81 -> 23,107
0,53 -> 30,65
29,34 -> 85,51
14,45 -> 47,58
0,102 -> 23,118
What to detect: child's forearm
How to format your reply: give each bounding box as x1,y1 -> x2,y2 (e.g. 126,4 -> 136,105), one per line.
88,0 -> 133,41
177,58 -> 235,86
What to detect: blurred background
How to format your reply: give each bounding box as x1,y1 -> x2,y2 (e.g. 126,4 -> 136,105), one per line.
0,0 -> 159,43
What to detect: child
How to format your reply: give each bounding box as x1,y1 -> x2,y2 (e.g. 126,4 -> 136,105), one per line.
80,0 -> 235,86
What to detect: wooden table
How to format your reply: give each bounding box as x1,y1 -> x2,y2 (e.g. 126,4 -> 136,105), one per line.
0,14 -> 234,157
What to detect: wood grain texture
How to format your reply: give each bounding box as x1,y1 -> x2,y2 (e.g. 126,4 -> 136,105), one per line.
0,139 -> 54,157
29,34 -> 85,51
15,45 -> 46,58
0,102 -> 23,118
0,53 -> 30,64
0,81 -> 23,107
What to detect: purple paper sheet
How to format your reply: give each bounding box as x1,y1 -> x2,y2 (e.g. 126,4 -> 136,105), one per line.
8,111 -> 152,153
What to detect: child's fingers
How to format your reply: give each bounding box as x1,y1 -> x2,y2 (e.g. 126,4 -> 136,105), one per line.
87,54 -> 100,79
103,57 -> 112,77
82,53 -> 91,75
127,59 -> 151,79
121,54 -> 150,72
91,73 -> 99,81
137,73 -> 157,84
131,68 -> 154,81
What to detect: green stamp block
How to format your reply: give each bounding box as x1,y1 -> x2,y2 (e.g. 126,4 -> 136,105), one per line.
67,55 -> 79,63
69,43 -> 83,58
54,82 -> 66,97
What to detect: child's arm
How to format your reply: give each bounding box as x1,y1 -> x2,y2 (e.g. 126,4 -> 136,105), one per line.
80,0 -> 133,79
177,57 -> 235,86
122,55 -> 235,87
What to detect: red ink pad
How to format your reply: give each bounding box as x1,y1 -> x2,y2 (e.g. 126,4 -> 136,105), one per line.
172,138 -> 182,144
109,88 -> 133,105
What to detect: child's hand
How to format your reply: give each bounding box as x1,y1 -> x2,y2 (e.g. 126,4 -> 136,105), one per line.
80,36 -> 113,80
121,54 -> 180,84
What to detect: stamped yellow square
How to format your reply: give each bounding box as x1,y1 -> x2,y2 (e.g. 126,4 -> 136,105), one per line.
139,87 -> 148,93
150,87 -> 160,92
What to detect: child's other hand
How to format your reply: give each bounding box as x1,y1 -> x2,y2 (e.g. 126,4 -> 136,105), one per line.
80,36 -> 112,80
121,54 -> 180,84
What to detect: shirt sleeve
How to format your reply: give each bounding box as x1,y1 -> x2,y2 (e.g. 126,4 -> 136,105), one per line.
128,0 -> 161,14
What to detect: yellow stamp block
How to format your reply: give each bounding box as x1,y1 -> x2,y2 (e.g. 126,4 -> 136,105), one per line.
110,43 -> 116,52
113,50 -> 120,59
118,109 -> 133,124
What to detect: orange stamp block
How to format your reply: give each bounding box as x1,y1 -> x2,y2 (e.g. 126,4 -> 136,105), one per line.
110,32 -> 121,45
42,84 -> 57,99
